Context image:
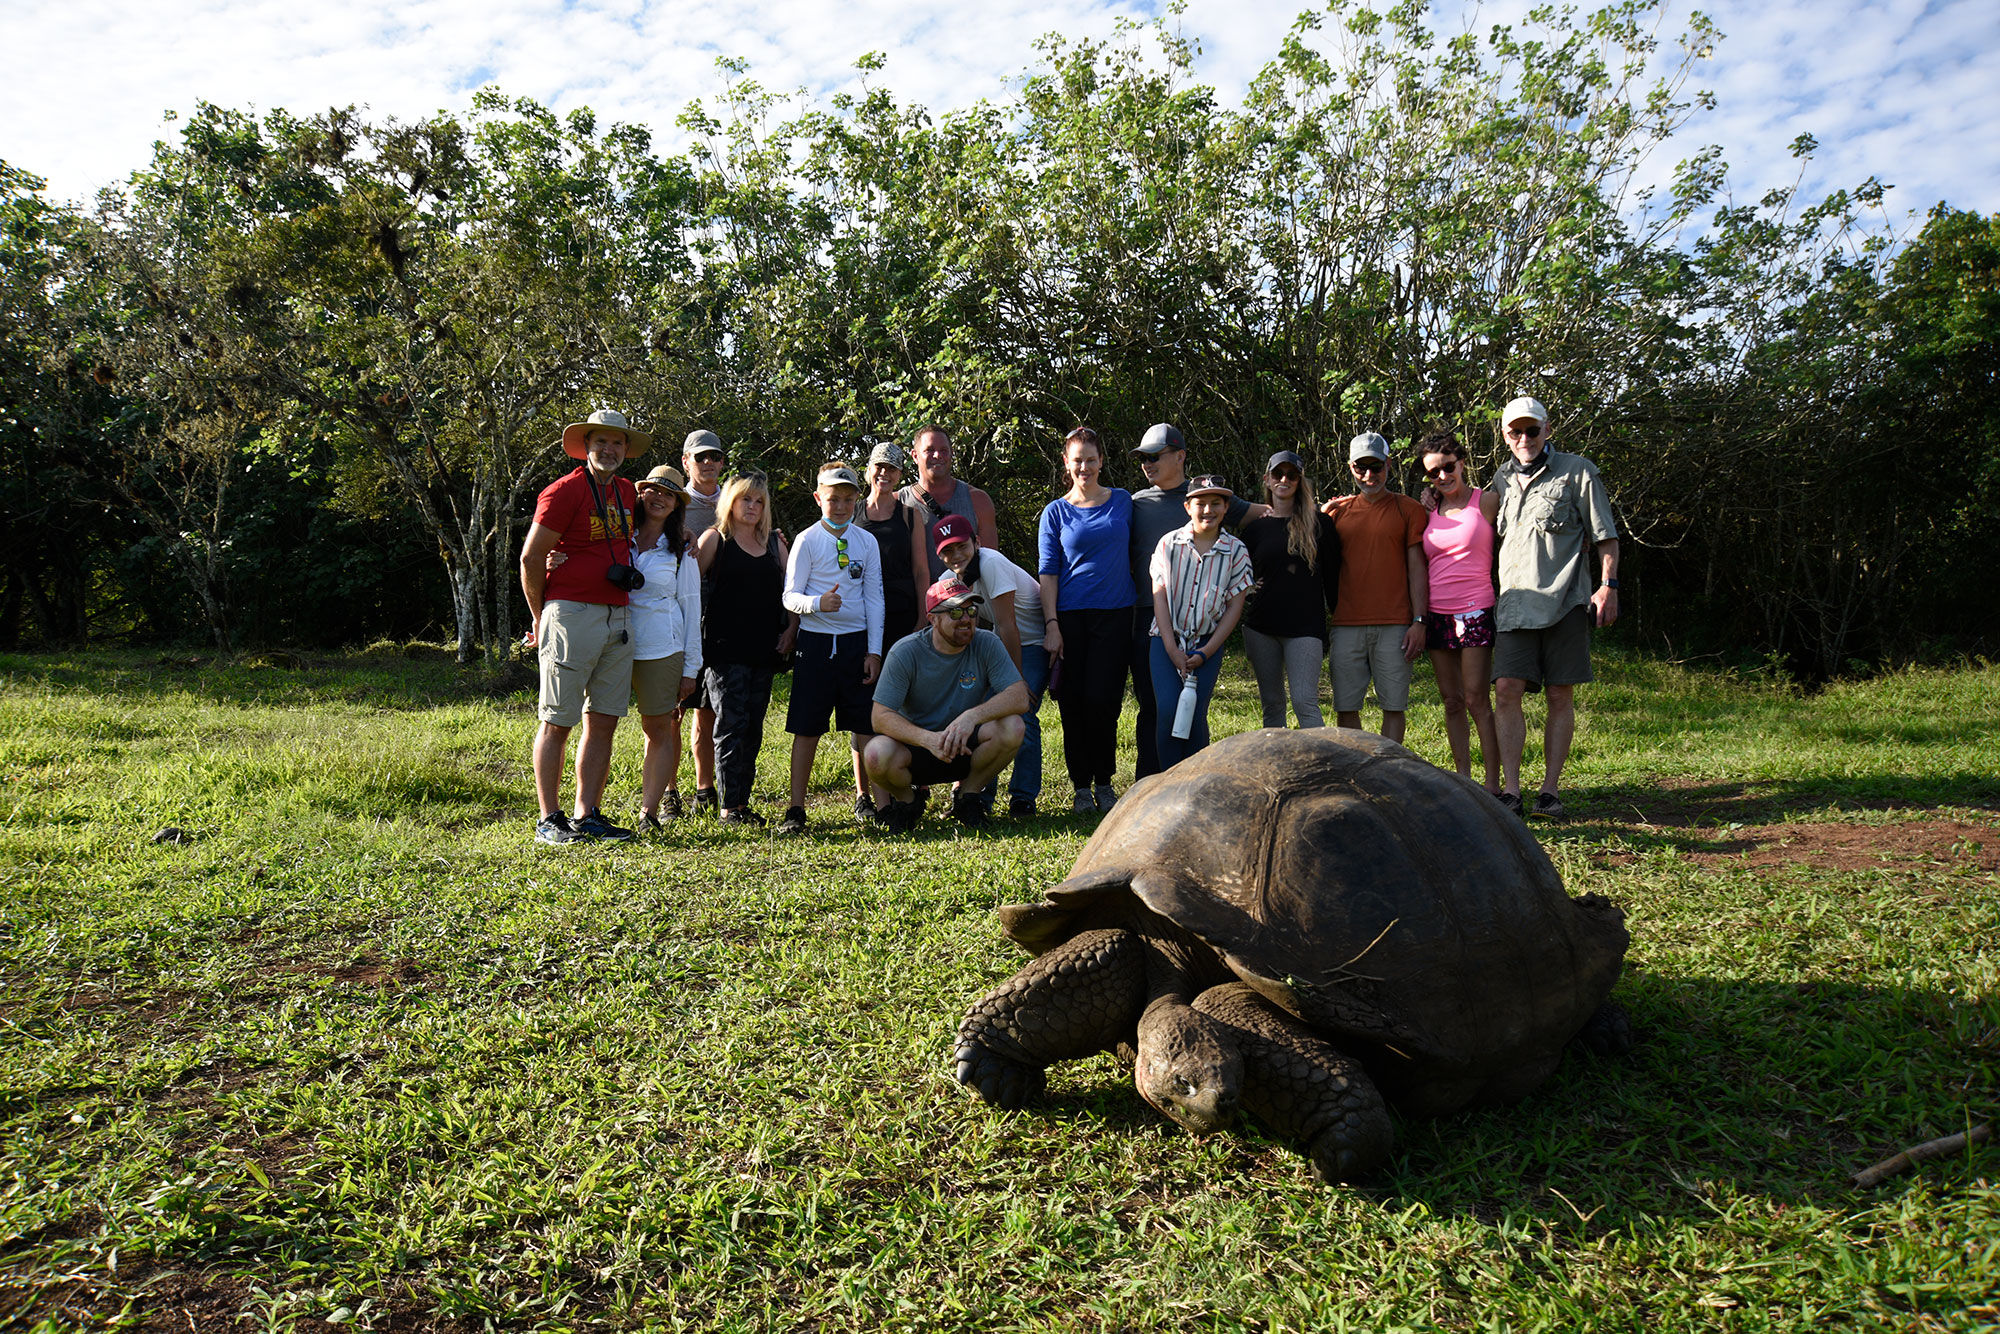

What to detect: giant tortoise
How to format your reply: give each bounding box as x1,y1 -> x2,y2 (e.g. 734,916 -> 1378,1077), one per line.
953,728 -> 1631,1182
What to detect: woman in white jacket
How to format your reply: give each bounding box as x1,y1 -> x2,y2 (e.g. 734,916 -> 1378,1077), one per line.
626,465 -> 705,827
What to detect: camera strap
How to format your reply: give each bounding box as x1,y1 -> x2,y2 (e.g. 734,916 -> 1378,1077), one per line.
585,470 -> 632,565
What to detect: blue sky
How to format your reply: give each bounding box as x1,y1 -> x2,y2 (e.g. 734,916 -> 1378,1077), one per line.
4,0 -> 1994,232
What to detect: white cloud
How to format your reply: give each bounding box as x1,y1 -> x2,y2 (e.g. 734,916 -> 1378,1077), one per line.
2,0 -> 1993,227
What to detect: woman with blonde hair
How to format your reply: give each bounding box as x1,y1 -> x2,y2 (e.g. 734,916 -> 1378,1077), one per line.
1417,429 -> 1500,793
1238,450 -> 1341,728
692,473 -> 798,825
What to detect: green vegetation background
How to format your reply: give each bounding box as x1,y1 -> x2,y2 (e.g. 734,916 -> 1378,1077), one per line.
2,649 -> 1995,1329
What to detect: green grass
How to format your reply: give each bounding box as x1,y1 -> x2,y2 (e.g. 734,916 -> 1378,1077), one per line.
2,648 -> 1996,1331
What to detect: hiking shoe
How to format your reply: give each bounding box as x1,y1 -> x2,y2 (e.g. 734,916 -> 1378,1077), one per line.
1008,797 -> 1037,819
661,791 -> 684,819
1496,790 -> 1525,818
777,806 -> 810,837
692,787 -> 719,815
1534,791 -> 1567,820
574,808 -> 634,842
1093,784 -> 1118,813
1071,788 -> 1097,815
853,794 -> 882,825
878,798 -> 918,834
952,794 -> 991,829
719,806 -> 765,827
638,810 -> 668,833
534,812 -> 583,846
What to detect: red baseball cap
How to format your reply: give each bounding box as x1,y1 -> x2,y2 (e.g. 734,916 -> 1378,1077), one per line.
930,513 -> 975,554
924,575 -> 983,615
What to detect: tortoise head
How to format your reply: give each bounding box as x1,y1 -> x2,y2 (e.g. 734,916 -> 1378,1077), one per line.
1133,999 -> 1243,1135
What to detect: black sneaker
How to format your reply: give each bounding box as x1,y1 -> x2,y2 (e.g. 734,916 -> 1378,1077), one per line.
1534,791 -> 1567,820
777,806 -> 810,837
1496,791 -> 1525,818
952,794 -> 991,829
661,791 -> 684,819
881,798 -> 920,834
638,810 -> 668,833
1008,797 -> 1037,819
534,812 -> 582,846
692,787 -> 719,815
719,806 -> 765,827
853,794 -> 881,825
574,808 -> 634,842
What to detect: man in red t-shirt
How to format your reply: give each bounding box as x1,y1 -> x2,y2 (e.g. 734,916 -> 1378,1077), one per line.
520,409 -> 651,845
1321,432 -> 1429,743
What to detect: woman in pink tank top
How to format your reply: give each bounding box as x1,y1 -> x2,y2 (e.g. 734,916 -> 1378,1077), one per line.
1418,431 -> 1500,793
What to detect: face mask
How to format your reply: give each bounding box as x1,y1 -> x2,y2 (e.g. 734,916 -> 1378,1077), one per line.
822,516 -> 851,533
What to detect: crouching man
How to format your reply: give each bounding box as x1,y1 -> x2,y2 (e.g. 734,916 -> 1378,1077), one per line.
865,576 -> 1029,832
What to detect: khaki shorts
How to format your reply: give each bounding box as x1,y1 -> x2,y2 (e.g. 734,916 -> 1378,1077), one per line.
631,651 -> 688,717
1492,604 -> 1594,691
537,600 -> 635,727
1330,624 -> 1414,712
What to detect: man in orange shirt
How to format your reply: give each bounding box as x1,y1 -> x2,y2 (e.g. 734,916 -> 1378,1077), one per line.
1321,432 -> 1428,743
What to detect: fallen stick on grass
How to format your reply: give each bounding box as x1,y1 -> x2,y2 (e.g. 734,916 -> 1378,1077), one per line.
1852,1122 -> 1993,1188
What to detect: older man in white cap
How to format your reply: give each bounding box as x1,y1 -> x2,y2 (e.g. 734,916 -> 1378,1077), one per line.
1321,431 -> 1428,743
520,409 -> 651,845
1477,396 -> 1620,819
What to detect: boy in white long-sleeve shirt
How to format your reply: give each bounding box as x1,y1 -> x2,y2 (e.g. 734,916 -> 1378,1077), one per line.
778,463 -> 886,834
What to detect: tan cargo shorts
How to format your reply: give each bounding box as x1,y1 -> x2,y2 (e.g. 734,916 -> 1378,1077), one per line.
537,600 -> 635,727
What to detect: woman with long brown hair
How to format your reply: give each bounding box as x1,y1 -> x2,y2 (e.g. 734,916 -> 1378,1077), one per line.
1238,450 -> 1341,728
1418,429 -> 1500,793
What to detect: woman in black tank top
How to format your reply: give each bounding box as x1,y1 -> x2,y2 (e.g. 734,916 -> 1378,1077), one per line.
694,476 -> 796,823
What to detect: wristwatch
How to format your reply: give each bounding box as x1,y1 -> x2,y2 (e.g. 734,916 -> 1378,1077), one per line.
1604,579 -> 1621,590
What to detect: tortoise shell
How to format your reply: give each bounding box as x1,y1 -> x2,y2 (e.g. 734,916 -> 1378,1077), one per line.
1000,728 -> 1629,1115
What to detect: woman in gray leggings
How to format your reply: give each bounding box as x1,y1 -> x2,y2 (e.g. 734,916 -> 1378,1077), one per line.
1237,450 -> 1341,727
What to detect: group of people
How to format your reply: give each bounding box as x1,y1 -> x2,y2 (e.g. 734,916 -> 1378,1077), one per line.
519,398 -> 1619,843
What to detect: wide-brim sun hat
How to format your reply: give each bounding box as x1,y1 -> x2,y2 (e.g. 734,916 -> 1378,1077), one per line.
561,409 -> 652,461
637,464 -> 690,497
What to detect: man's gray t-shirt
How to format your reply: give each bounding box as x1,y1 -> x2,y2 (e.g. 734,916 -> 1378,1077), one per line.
1129,482 -> 1252,609
874,628 -> 1022,733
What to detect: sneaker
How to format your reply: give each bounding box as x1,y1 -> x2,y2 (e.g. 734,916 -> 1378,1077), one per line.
1008,797 -> 1037,819
853,794 -> 882,825
661,791 -> 684,819
573,808 -> 634,842
1534,791 -> 1567,820
880,798 -> 921,834
777,806 -> 810,837
1094,784 -> 1118,813
1496,790 -> 1525,818
534,812 -> 582,846
1071,788 -> 1096,815
718,806 -> 765,827
952,794 -> 991,829
638,810 -> 668,833
692,787 -> 719,815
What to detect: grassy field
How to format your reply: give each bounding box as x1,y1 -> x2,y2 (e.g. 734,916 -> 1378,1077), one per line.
1,647 -> 1995,1331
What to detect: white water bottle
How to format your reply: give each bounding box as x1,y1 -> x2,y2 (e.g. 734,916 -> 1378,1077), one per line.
1171,670 -> 1200,739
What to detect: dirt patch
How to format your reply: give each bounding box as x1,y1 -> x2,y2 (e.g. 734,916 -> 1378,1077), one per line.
1616,777 -> 1996,828
1596,818 -> 1997,875
270,953 -> 427,987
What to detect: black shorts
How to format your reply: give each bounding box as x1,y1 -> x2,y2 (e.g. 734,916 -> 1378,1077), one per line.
1492,604 -> 1593,692
1426,607 -> 1496,652
906,748 -> 975,786
785,631 -> 876,736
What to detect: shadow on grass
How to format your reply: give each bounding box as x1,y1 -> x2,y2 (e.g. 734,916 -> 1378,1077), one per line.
1558,776 -> 2000,829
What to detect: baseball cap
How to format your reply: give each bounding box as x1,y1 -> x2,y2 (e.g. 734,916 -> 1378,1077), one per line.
1185,474 -> 1233,499
1135,423 -> 1186,455
1348,432 -> 1390,463
1265,450 -> 1304,474
930,513 -> 975,554
684,429 -> 724,459
868,441 -> 909,471
816,464 -> 861,490
1501,396 -> 1549,426
924,575 -> 983,615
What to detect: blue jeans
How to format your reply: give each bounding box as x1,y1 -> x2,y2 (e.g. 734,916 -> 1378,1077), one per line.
983,641 -> 1049,809
1150,637 -> 1226,769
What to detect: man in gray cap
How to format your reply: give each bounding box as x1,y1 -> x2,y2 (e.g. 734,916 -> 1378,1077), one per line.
519,408 -> 650,844
1478,396 -> 1620,819
1127,422 -> 1265,779
1321,431 -> 1427,743
673,428 -> 728,817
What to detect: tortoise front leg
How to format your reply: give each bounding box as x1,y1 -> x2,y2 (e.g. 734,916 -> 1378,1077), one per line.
1193,982 -> 1393,1183
955,928 -> 1147,1110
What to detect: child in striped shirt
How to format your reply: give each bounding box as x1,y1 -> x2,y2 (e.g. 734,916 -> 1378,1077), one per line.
1148,474 -> 1255,769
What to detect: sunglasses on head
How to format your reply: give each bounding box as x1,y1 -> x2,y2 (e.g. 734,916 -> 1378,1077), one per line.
1507,423 -> 1543,439
1351,457 -> 1384,474
1425,460 -> 1459,479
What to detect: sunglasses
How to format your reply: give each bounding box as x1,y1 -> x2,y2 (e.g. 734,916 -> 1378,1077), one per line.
1351,458 -> 1384,474
935,604 -> 979,621
1269,468 -> 1301,482
1425,460 -> 1460,479
1507,423 -> 1543,439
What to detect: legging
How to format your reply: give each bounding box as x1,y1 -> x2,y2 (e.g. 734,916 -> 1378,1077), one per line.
1055,606 -> 1130,787
705,660 -> 775,809
1242,626 -> 1327,728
